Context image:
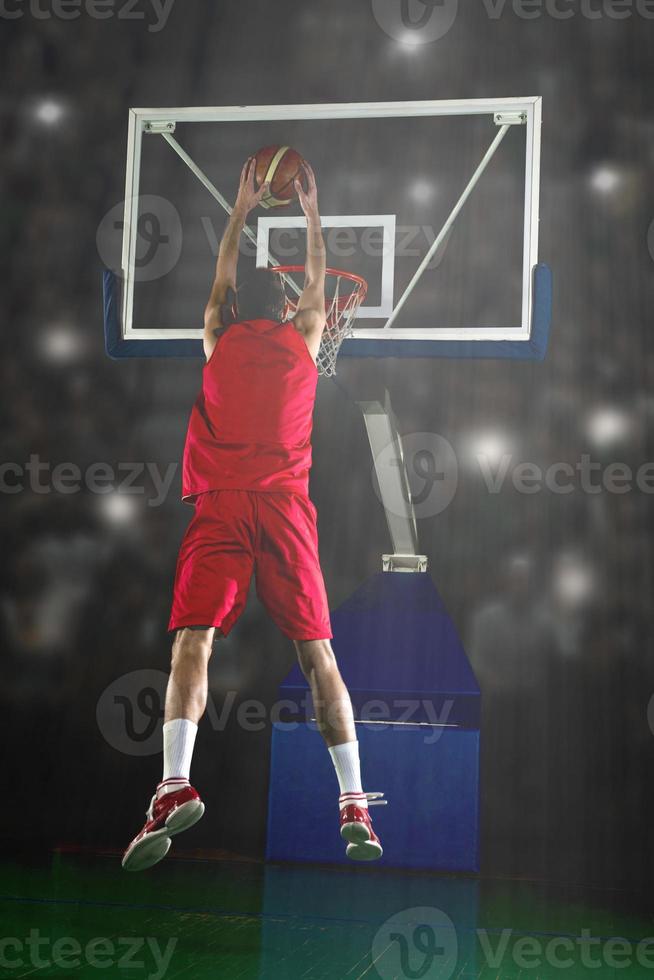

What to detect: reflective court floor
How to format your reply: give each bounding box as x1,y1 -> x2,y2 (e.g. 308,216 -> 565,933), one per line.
0,852 -> 653,979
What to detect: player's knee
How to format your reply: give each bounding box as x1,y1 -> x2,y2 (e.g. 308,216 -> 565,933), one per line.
294,638 -> 337,676
171,627 -> 214,668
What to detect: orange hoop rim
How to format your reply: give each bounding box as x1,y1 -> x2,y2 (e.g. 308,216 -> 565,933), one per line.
270,265 -> 368,317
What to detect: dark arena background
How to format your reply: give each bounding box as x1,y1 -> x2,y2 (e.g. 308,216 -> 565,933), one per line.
2,2 -> 654,978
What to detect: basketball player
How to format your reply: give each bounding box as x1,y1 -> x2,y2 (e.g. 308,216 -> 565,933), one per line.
122,156 -> 385,871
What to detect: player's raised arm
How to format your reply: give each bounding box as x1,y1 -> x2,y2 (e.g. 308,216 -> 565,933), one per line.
293,162 -> 327,349
203,157 -> 269,360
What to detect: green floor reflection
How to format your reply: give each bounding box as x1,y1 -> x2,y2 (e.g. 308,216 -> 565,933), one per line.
0,853 -> 651,978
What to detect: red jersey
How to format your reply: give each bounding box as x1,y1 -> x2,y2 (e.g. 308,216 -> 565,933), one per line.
182,318 -> 318,502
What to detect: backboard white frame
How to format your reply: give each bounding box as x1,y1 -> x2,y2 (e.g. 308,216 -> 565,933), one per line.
116,98 -> 544,348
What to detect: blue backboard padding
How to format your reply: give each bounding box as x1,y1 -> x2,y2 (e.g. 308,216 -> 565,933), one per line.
280,573 -> 480,726
266,721 -> 480,871
103,263 -> 551,361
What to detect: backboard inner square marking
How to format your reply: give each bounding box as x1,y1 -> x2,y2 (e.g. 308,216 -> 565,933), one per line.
256,214 -> 396,320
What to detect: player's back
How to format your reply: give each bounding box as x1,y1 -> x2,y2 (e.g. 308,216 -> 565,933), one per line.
204,318 -> 317,443
182,318 -> 318,501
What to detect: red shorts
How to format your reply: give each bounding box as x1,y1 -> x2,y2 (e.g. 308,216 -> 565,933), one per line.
168,490 -> 332,640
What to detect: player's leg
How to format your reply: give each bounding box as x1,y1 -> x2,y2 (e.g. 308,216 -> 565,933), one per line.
160,491 -> 254,792
123,492 -> 255,871
293,637 -> 355,746
293,637 -> 383,861
166,626 -> 215,721
158,625 -> 215,798
255,493 -> 385,860
123,626 -> 216,871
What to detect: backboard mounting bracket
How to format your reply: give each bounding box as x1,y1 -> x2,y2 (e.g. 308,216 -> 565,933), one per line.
144,120 -> 176,134
494,111 -> 526,126
358,392 -> 431,571
382,554 -> 429,573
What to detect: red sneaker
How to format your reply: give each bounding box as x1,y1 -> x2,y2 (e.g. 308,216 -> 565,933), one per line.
122,782 -> 205,871
339,791 -> 386,862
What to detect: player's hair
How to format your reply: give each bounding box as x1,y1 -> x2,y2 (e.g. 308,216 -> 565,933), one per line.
236,269 -> 286,323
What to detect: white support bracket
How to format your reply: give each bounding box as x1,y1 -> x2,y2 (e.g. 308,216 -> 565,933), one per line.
494,111 -> 526,126
359,391 -> 428,573
382,554 -> 429,573
144,120 -> 176,134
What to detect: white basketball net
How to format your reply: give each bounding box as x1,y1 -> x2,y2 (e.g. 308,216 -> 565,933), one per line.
318,273 -> 368,377
276,268 -> 367,377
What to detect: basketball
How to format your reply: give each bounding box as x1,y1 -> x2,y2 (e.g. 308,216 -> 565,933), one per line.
254,145 -> 306,209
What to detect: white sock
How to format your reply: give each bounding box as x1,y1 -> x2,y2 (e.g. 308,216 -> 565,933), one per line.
328,741 -> 366,808
159,719 -> 198,795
